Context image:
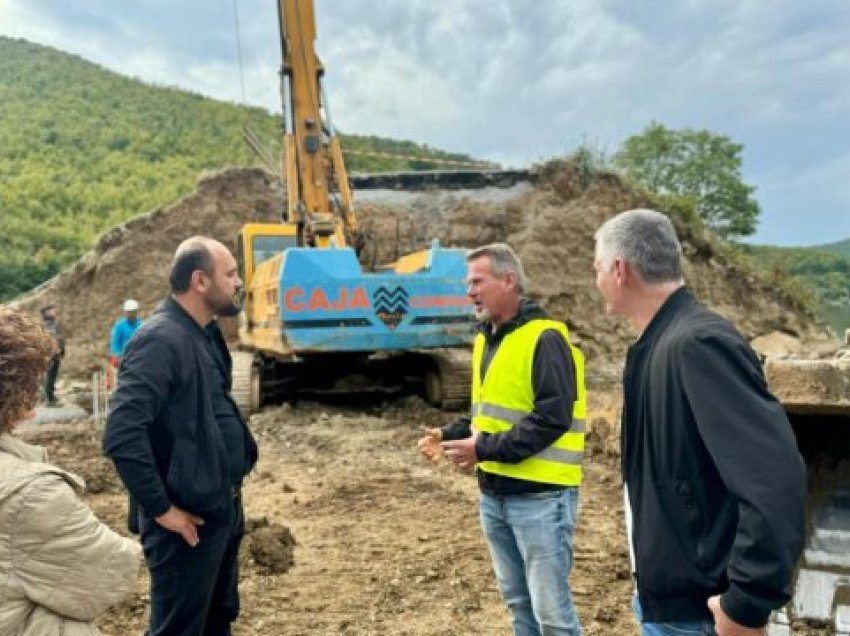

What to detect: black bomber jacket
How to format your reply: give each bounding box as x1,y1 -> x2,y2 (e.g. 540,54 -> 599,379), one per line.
623,287 -> 805,627
103,297 -> 258,524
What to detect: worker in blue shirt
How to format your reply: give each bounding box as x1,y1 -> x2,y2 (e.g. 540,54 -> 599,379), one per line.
109,299 -> 142,383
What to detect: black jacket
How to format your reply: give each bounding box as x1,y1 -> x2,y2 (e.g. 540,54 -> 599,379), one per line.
623,287 -> 805,627
103,298 -> 258,523
42,317 -> 65,359
442,298 -> 578,496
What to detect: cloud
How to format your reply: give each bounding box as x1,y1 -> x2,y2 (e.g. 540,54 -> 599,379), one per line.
761,152 -> 850,201
1,0 -> 848,244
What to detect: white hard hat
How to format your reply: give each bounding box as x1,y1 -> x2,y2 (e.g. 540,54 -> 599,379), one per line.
123,299 -> 139,312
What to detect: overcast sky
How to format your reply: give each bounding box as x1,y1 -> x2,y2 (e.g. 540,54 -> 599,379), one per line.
2,0 -> 849,246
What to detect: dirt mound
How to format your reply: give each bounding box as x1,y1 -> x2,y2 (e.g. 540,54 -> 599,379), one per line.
245,517 -> 296,574
11,161 -> 828,387
359,162 -> 828,383
12,167 -> 281,379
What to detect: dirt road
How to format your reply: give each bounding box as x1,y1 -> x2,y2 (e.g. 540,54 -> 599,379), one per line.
19,393 -> 635,635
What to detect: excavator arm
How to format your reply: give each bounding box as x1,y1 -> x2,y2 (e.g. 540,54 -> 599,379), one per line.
277,0 -> 357,248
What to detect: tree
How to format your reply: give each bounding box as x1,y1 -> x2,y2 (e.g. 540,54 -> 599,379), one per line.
614,122 -> 760,238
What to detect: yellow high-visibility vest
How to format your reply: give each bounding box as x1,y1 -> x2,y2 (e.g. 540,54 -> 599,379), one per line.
472,318 -> 586,486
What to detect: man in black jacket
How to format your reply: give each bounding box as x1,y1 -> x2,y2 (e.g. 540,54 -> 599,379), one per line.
593,209 -> 805,636
418,243 -> 586,635
104,236 -> 258,636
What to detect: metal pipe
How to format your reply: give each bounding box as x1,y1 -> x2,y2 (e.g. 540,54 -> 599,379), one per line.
279,71 -> 294,135
319,77 -> 335,137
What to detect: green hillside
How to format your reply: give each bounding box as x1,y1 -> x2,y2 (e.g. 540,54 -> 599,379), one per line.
0,37 -> 479,299
743,243 -> 850,337
817,238 -> 850,258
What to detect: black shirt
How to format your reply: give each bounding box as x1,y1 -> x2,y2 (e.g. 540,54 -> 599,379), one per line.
204,323 -> 249,487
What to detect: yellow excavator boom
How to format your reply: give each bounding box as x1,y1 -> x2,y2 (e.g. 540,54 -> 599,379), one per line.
277,0 -> 357,248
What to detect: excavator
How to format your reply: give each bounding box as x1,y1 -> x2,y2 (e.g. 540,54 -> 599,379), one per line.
763,358 -> 850,635
231,0 -> 474,414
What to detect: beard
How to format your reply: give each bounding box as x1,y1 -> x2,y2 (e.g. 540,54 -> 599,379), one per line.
207,286 -> 242,317
214,299 -> 241,317
473,306 -> 490,322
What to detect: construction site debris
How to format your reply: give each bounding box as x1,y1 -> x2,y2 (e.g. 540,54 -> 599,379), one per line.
766,358 -> 850,416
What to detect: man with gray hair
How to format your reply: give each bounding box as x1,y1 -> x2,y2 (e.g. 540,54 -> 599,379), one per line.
593,209 -> 805,636
418,242 -> 587,635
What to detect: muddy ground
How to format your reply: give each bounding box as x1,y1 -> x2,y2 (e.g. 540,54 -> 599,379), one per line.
19,391 -> 635,636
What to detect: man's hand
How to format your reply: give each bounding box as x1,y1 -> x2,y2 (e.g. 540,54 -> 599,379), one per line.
441,431 -> 480,470
708,596 -> 766,636
155,506 -> 204,547
417,428 -> 443,460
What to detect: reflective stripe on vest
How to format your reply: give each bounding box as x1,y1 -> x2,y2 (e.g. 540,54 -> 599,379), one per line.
472,318 -> 587,486
473,402 -> 587,434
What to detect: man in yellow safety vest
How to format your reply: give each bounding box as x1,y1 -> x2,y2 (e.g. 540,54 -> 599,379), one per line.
418,242 -> 587,636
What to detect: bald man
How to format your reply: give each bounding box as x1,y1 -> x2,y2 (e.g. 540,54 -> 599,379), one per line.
104,236 -> 258,636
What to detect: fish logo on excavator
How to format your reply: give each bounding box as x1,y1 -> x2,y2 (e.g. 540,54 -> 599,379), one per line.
373,286 -> 409,330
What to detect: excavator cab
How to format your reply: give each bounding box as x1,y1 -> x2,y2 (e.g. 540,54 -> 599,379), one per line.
237,223 -> 298,286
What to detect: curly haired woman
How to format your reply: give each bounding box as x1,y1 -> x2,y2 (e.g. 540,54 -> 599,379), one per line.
0,306 -> 141,635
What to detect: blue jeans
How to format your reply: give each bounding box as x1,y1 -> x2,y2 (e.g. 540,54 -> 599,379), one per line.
479,488 -> 582,636
633,595 -> 716,636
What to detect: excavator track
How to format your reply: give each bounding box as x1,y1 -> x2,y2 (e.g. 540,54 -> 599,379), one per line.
231,351 -> 261,419
423,348 -> 471,411
230,348 -> 472,415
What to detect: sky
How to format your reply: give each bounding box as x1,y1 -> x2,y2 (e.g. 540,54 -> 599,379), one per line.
1,0 -> 849,246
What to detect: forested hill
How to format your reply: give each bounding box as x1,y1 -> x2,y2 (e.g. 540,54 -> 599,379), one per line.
817,238 -> 850,258
743,242 -> 850,337
0,37 -> 479,299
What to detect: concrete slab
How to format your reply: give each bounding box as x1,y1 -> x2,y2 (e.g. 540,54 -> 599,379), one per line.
28,404 -> 88,424
765,358 -> 850,416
